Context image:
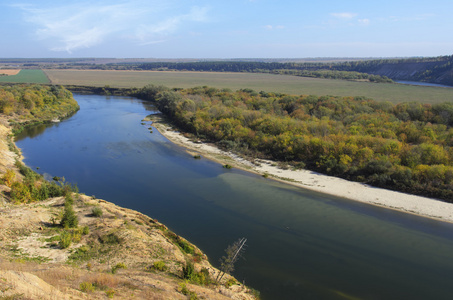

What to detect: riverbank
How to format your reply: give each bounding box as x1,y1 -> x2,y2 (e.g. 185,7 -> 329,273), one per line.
148,114 -> 453,223
0,114 -> 257,299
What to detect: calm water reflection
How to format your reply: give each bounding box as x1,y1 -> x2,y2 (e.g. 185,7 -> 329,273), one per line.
16,94 -> 453,300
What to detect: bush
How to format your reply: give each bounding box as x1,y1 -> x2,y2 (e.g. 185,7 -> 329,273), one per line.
61,202 -> 78,228
178,239 -> 194,254
100,233 -> 122,245
91,206 -> 103,217
1,169 -> 15,187
179,282 -> 198,299
80,281 -> 95,293
153,261 -> 167,271
106,289 -> 115,298
225,278 -> 237,287
59,231 -> 72,249
191,268 -> 211,285
111,262 -> 127,274
182,261 -> 194,280
10,182 -> 31,203
65,193 -> 74,205
82,226 -> 90,235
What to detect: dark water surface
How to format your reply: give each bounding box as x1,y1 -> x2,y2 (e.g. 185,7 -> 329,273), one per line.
16,94 -> 453,300
396,80 -> 453,88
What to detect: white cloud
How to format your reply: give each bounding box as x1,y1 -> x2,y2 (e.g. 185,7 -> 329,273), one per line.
136,7 -> 208,42
13,1 -> 208,53
358,19 -> 370,25
330,12 -> 357,19
264,25 -> 284,30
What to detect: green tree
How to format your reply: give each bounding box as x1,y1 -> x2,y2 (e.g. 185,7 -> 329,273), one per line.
61,199 -> 78,228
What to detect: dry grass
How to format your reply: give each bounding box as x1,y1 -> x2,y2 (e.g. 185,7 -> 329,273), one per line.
86,273 -> 121,289
0,69 -> 20,75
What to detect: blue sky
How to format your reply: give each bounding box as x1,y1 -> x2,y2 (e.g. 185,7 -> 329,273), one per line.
1,0 -> 452,58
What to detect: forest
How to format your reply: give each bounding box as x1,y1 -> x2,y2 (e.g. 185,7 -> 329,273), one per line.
0,84 -> 80,204
134,61 -> 393,83
135,56 -> 453,85
136,85 -> 453,202
0,84 -> 79,125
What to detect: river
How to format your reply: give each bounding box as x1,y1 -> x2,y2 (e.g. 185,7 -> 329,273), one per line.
15,94 -> 453,300
396,80 -> 453,88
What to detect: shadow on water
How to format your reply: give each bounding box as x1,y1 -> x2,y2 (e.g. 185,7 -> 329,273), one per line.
15,94 -> 453,300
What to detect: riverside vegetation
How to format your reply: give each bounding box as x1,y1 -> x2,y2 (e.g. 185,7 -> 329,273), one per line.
135,84 -> 453,202
0,83 -> 256,299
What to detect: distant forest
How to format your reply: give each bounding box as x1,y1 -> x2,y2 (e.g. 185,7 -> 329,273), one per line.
134,84 -> 453,202
134,55 -> 453,86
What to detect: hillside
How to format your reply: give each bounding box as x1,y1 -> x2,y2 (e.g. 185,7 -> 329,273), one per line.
0,85 -> 257,300
350,57 -> 453,86
0,192 -> 255,299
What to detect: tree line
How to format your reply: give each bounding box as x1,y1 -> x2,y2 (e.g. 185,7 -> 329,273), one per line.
0,84 -> 79,123
135,84 -> 453,202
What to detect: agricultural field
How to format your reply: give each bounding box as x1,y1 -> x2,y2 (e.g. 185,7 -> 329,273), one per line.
0,69 -> 49,84
0,69 -> 21,75
45,69 -> 453,104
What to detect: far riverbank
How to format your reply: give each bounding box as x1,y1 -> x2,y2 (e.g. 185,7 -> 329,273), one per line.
147,114 -> 453,224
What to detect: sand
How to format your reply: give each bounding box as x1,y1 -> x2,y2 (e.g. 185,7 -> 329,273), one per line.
149,114 -> 453,223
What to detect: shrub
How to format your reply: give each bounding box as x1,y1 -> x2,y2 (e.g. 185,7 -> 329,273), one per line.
65,193 -> 74,205
225,278 -> 237,287
100,233 -> 122,245
165,231 -> 194,254
153,261 -> 167,271
10,182 -> 31,203
179,282 -> 198,300
1,168 -> 16,187
111,262 -> 127,274
182,261 -> 194,280
61,202 -> 78,228
82,226 -> 90,235
191,268 -> 211,285
80,281 -> 95,293
59,231 -> 72,249
91,206 -> 103,217
177,239 -> 194,254
106,289 -> 115,298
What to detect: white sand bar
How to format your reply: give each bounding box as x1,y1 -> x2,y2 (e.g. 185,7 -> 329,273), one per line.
150,115 -> 453,223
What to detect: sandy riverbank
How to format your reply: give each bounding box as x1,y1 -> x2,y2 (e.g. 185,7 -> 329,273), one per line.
148,114 -> 453,223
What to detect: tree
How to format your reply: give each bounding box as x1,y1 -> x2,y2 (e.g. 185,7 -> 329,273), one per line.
61,198 -> 78,228
216,238 -> 247,283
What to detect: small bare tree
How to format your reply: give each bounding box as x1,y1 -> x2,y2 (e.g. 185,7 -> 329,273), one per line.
216,237 -> 247,283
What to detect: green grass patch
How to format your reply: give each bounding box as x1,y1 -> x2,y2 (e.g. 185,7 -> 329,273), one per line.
9,245 -> 51,263
0,69 -> 49,84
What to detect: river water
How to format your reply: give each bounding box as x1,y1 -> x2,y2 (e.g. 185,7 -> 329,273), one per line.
396,80 -> 453,88
15,94 -> 453,300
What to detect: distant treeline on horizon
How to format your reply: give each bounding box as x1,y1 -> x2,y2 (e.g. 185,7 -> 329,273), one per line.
2,54 -> 452,86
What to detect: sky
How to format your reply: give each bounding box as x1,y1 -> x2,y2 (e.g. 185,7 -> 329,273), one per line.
1,0 -> 452,58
